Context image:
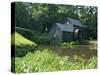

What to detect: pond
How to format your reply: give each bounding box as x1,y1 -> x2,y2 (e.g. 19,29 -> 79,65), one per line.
38,44 -> 97,60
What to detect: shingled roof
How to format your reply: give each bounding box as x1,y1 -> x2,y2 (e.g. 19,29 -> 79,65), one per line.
67,18 -> 82,27
56,23 -> 73,32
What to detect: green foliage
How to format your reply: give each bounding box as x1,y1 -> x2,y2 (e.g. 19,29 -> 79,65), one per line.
11,3 -> 97,73
15,2 -> 97,40
15,2 -> 31,28
11,32 -> 37,56
11,49 -> 97,73
60,40 -> 97,46
31,33 -> 50,45
85,57 -> 97,68
72,40 -> 97,45
60,42 -> 74,48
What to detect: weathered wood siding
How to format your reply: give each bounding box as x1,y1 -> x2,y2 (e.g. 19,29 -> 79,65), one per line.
62,31 -> 73,41
49,25 -> 62,44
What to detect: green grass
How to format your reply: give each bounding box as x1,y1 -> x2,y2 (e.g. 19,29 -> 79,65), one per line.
11,49 -> 97,73
11,32 -> 97,73
11,32 -> 37,57
11,32 -> 37,46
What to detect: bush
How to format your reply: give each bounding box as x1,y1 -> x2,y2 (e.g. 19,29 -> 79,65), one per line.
11,49 -> 97,73
31,32 -> 50,45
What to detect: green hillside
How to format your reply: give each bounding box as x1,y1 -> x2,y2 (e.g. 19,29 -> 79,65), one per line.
11,32 -> 37,46
11,32 -> 37,57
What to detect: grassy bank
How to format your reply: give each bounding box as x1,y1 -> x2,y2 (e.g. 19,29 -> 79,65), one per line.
11,49 -> 97,73
11,32 -> 97,73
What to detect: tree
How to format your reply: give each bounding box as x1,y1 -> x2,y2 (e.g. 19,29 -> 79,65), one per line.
15,2 -> 97,40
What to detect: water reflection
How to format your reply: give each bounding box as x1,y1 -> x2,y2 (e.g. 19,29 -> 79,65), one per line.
38,45 -> 97,60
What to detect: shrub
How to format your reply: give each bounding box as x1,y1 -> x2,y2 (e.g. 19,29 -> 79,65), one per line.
31,32 -> 50,45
